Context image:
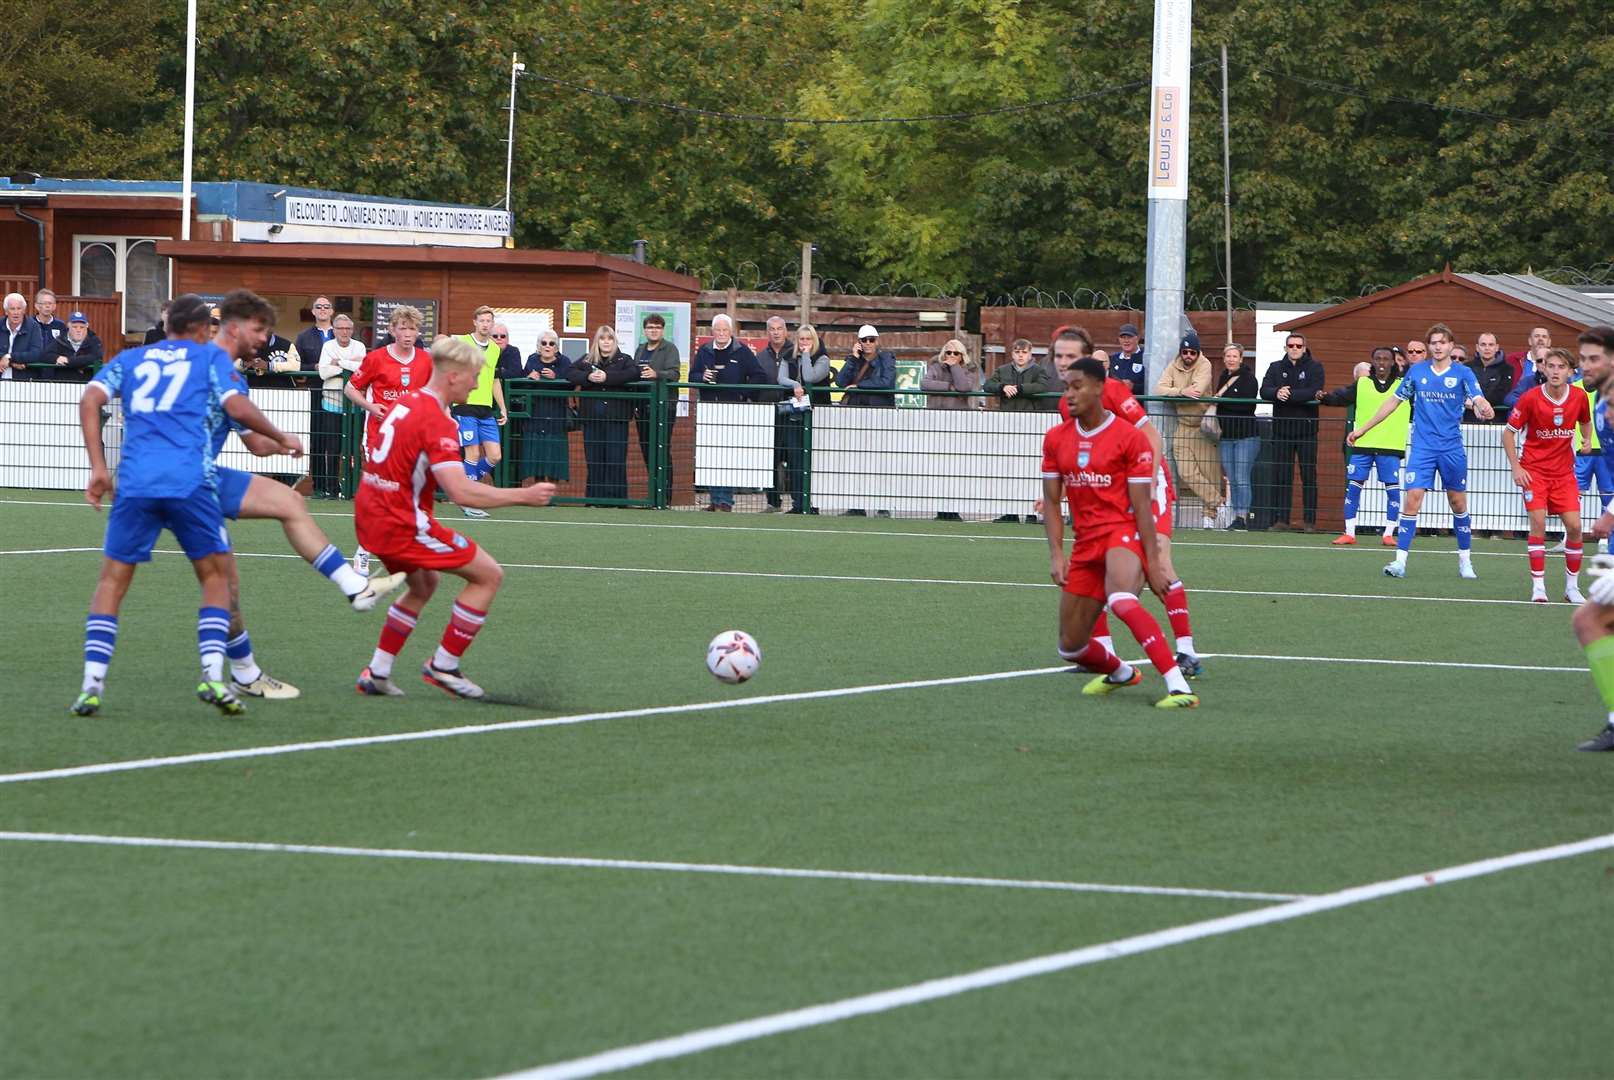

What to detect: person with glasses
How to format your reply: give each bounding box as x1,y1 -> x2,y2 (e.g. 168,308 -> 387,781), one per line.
1259,332 -> 1327,531
632,312 -> 681,483
1153,332 -> 1224,529
315,314 -> 366,498
922,338 -> 981,411
752,316 -> 795,510
983,337 -> 1053,412
294,296 -> 337,372
512,331 -> 573,487
835,324 -> 896,407
1350,322 -> 1494,579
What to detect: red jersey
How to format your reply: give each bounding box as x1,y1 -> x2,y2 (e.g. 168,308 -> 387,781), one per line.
355,387 -> 463,553
350,344 -> 431,448
1507,384 -> 1589,479
1042,412 -> 1156,543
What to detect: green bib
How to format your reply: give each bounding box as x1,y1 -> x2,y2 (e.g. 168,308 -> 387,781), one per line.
459,334 -> 501,407
1355,376 -> 1408,453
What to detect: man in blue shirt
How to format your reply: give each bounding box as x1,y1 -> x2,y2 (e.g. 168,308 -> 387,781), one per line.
1350,322 -> 1495,579
72,294 -> 305,717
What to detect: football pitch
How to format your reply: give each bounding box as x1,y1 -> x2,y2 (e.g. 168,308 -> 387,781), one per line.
3,489 -> 1611,1079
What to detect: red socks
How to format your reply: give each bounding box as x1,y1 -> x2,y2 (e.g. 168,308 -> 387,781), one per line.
1528,536 -> 1545,581
1164,580 -> 1192,640
378,602 -> 420,658
438,601 -> 487,661
1062,640 -> 1120,675
1108,594 -> 1177,678
1567,542 -> 1583,575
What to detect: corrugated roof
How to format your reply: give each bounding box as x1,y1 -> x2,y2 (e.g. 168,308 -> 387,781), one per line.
1457,273 -> 1614,327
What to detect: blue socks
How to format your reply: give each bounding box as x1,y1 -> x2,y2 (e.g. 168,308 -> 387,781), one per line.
1397,516 -> 1418,553
1343,481 -> 1363,524
83,613 -> 118,691
1385,486 -> 1401,527
1454,513 -> 1473,551
463,458 -> 493,481
198,607 -> 230,682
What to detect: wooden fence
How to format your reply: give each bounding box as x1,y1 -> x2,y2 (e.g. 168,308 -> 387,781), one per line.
695,289 -> 978,363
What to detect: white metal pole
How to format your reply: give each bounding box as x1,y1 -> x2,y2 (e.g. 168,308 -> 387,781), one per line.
504,51 -> 524,213
1221,42 -> 1233,344
181,0 -> 197,240
1143,0 -> 1192,390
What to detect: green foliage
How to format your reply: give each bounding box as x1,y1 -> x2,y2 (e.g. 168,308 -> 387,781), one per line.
0,0 -> 177,176
18,0 -> 1614,302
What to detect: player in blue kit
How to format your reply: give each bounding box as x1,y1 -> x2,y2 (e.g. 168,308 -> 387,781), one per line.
73,295 -> 305,716
1349,322 -> 1495,579
205,289 -> 405,700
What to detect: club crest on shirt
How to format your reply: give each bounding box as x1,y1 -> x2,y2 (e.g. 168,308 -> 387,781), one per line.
1554,412 -> 1563,426
1443,376 -> 1458,388
401,370 -> 411,387
1077,450 -> 1091,468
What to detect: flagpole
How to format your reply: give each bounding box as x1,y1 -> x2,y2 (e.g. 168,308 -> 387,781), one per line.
181,0 -> 197,240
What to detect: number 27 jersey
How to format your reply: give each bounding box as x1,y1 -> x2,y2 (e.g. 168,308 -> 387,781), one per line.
1041,413 -> 1155,543
354,387 -> 462,551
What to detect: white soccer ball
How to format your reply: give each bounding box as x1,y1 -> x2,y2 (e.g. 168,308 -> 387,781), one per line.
706,630 -> 762,684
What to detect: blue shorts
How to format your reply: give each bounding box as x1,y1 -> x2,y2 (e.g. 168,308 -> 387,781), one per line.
457,414 -> 501,448
104,488 -> 231,565
1347,452 -> 1400,488
1576,454 -> 1614,492
214,467 -> 253,520
1402,447 -> 1467,493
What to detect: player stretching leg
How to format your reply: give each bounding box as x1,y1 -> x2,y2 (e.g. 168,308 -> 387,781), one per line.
1350,323 -> 1494,579
1502,348 -> 1590,603
206,290 -> 406,698
73,295 -> 301,716
345,306 -> 431,576
1323,347 -> 1404,547
454,305 -> 509,519
1051,329 -> 1204,676
1044,357 -> 1198,709
352,337 -> 555,699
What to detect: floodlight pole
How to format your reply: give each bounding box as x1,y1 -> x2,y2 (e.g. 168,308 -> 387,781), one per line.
503,52 -> 525,214
1143,0 -> 1192,389
1221,43 -> 1233,343
181,0 -> 197,240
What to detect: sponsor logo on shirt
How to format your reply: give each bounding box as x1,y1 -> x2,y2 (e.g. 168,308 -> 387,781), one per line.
1064,470 -> 1115,487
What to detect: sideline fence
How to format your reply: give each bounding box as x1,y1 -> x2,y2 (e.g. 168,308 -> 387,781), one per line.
0,373 -> 1600,533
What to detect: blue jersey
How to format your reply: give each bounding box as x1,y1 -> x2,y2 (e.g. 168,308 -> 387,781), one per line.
91,340 -> 243,498
1396,361 -> 1482,455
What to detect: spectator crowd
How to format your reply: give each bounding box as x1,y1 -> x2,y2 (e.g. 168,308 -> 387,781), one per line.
0,286 -> 1593,529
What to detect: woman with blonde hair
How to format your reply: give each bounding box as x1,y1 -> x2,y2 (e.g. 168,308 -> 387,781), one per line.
921,338 -> 981,411
564,325 -> 638,502
776,323 -> 833,512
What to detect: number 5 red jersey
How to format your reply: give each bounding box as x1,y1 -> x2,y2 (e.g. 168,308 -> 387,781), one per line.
354,387 -> 463,553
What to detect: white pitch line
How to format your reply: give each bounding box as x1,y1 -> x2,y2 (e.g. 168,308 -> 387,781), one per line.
0,497 -> 1541,558
2,651 -> 1581,788
491,830 -> 1614,1080
0,545 -> 1563,609
0,665 -> 1071,786
0,832 -> 1305,903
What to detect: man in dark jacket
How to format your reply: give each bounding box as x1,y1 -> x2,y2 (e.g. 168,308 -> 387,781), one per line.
632,312 -> 682,487
1108,322 -> 1147,395
48,311 -> 103,382
1465,331 -> 1512,421
752,316 -> 795,509
690,314 -> 762,510
293,295 -> 336,371
1259,332 -> 1327,531
834,324 -> 896,406
142,300 -> 170,345
983,342 -> 1055,410
1,291 -> 46,380
32,289 -> 67,348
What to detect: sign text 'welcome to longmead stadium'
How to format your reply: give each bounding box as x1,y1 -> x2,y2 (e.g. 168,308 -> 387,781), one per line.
284,196 -> 512,236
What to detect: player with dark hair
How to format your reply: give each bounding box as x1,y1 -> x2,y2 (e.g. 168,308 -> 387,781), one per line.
206,288 -> 406,698
353,336 -> 556,699
1503,347 -> 1590,604
72,295 -> 302,716
1043,356 -> 1199,709
1572,326 -> 1614,751
1050,328 -> 1204,676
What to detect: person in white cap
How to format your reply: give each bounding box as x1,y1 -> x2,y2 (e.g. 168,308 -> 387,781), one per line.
836,324 -> 896,407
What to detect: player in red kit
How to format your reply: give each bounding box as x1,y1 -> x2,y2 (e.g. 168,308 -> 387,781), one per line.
353,336 -> 556,699
1503,347 -> 1592,603
344,305 -> 431,576
1050,328 -> 1203,678
1044,356 -> 1199,708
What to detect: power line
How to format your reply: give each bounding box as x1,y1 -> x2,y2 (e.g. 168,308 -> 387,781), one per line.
518,65 -> 1214,126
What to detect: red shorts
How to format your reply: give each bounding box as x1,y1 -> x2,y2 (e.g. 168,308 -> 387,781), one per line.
363,518 -> 480,574
1062,526 -> 1149,601
1522,472 -> 1579,515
